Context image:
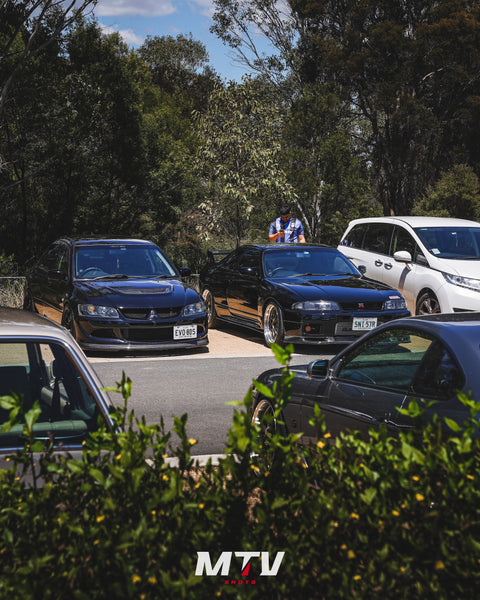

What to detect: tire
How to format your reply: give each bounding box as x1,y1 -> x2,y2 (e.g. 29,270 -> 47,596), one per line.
416,291 -> 441,315
263,302 -> 284,347
252,398 -> 276,454
202,288 -> 218,328
62,307 -> 77,340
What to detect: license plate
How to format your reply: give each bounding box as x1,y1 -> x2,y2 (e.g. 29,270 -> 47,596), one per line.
352,317 -> 377,331
174,325 -> 197,340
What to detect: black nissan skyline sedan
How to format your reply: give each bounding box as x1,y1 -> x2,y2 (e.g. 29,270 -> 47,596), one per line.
199,244 -> 410,346
252,313 -> 479,443
23,238 -> 208,352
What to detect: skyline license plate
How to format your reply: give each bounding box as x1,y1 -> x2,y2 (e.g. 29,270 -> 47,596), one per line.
352,317 -> 377,331
174,325 -> 197,340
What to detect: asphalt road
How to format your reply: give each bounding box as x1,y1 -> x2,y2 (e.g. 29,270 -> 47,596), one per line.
90,326 -> 341,456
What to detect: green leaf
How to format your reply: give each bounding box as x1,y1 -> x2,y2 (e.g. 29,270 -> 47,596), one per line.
252,380 -> 274,399
444,417 -> 462,432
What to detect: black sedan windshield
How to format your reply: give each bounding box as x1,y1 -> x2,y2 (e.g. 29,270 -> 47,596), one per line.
414,226 -> 480,259
263,247 -> 360,278
74,244 -> 177,279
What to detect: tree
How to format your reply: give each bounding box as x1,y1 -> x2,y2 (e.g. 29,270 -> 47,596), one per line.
195,78 -> 296,247
290,0 -> 480,216
413,164 -> 480,220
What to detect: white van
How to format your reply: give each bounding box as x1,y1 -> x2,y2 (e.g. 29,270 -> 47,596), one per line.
338,216 -> 480,314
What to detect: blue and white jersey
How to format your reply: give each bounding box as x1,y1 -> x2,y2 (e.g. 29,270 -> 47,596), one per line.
269,217 -> 304,243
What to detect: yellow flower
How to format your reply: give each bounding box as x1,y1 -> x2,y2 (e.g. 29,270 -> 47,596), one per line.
467,474 -> 474,480
198,503 -> 205,509
353,575 -> 361,581
392,510 -> 400,517
115,454 -> 121,460
435,561 -> 445,570
416,493 -> 425,502
93,539 -> 100,545
148,576 -> 157,585
324,432 -> 331,439
151,510 -> 156,515
400,566 -> 406,574
96,515 -> 105,523
401,503 -> 406,509
264,470 -> 270,477
317,440 -> 325,449
351,512 -> 360,520
412,475 -> 420,481
194,481 -> 201,489
132,574 -> 141,584
341,544 -> 347,550
347,550 -> 356,559
162,474 -> 169,481
250,464 -> 259,472
188,438 -> 197,446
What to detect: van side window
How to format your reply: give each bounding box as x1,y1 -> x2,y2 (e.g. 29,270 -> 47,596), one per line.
362,224 -> 394,255
340,224 -> 367,248
391,226 -> 425,262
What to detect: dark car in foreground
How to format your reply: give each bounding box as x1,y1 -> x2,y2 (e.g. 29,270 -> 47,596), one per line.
253,313 -> 479,442
24,238 -> 208,352
0,308 -> 113,460
200,244 -> 409,346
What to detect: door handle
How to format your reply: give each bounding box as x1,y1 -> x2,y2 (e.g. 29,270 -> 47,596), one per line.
374,259 -> 383,267
384,263 -> 393,270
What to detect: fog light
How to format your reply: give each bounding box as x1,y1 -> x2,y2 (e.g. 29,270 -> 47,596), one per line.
305,325 -> 311,332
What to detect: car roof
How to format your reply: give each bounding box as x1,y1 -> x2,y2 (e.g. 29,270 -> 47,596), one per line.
346,216 -> 480,228
64,237 -> 155,247
0,307 -> 72,340
237,243 -> 332,251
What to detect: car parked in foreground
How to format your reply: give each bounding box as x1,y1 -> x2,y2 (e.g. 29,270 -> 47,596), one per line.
338,216 -> 480,315
0,308 -> 113,460
200,244 -> 409,346
253,312 -> 479,443
23,237 -> 208,352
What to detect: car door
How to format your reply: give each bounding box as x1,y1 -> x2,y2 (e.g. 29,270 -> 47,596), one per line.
225,247 -> 262,326
380,225 -> 430,313
208,252 -> 239,319
30,242 -> 70,323
300,326 -> 437,443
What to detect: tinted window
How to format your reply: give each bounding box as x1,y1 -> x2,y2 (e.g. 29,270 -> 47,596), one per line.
40,244 -> 68,272
263,248 -> 359,278
0,341 -> 100,448
411,341 -> 464,398
362,223 -> 394,254
391,226 -> 425,262
340,224 -> 367,248
238,248 -> 261,270
336,328 -> 433,392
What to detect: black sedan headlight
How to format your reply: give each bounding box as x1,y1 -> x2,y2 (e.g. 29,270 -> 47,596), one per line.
182,301 -> 205,317
78,304 -> 120,318
292,300 -> 341,311
382,297 -> 407,310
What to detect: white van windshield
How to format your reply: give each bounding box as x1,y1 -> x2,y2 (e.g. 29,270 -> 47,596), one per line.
414,227 -> 480,259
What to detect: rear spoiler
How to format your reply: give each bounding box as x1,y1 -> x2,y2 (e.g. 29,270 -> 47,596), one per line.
207,250 -> 232,265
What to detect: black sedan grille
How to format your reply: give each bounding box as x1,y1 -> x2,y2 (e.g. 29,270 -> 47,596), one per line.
339,301 -> 384,311
121,328 -> 175,342
120,307 -> 182,320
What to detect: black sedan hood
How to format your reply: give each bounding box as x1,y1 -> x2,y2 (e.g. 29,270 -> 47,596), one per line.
275,275 -> 398,302
73,278 -> 197,307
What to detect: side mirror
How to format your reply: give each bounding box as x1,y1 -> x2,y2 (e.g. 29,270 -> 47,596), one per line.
393,250 -> 412,263
239,266 -> 257,276
357,265 -> 366,275
307,359 -> 330,379
179,267 -> 191,277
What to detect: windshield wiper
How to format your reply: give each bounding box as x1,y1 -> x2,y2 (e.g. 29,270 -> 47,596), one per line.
91,274 -> 130,281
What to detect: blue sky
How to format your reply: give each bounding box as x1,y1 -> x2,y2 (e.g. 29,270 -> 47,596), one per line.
93,0 -> 256,81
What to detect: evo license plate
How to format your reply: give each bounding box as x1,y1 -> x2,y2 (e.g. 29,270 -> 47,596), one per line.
352,317 -> 377,331
174,325 -> 197,340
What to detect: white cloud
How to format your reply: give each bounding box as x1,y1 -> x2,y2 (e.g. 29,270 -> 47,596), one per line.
188,0 -> 215,18
99,23 -> 145,46
95,0 -> 176,18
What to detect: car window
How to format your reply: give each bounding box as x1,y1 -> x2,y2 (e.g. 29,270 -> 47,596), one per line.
39,244 -> 68,272
414,226 -> 480,259
0,340 -> 100,448
340,224 -> 368,248
411,341 -> 464,398
238,248 -> 261,270
391,226 -> 425,262
74,244 -> 176,279
336,328 -> 434,392
362,223 -> 394,254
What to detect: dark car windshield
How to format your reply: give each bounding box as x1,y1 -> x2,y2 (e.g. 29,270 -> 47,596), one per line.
263,248 -> 360,278
74,244 -> 177,280
414,226 -> 480,259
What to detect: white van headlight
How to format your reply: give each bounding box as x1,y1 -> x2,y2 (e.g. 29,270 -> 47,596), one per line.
443,273 -> 480,292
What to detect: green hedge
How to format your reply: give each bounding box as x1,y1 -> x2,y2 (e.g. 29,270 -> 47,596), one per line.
0,345 -> 479,599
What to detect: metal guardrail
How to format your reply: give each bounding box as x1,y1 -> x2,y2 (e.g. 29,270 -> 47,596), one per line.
0,277 -> 25,308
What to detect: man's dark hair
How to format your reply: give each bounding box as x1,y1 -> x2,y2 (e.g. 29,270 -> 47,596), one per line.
280,205 -> 291,216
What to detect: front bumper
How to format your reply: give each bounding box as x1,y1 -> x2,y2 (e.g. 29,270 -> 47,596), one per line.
74,313 -> 209,352
283,310 -> 410,345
